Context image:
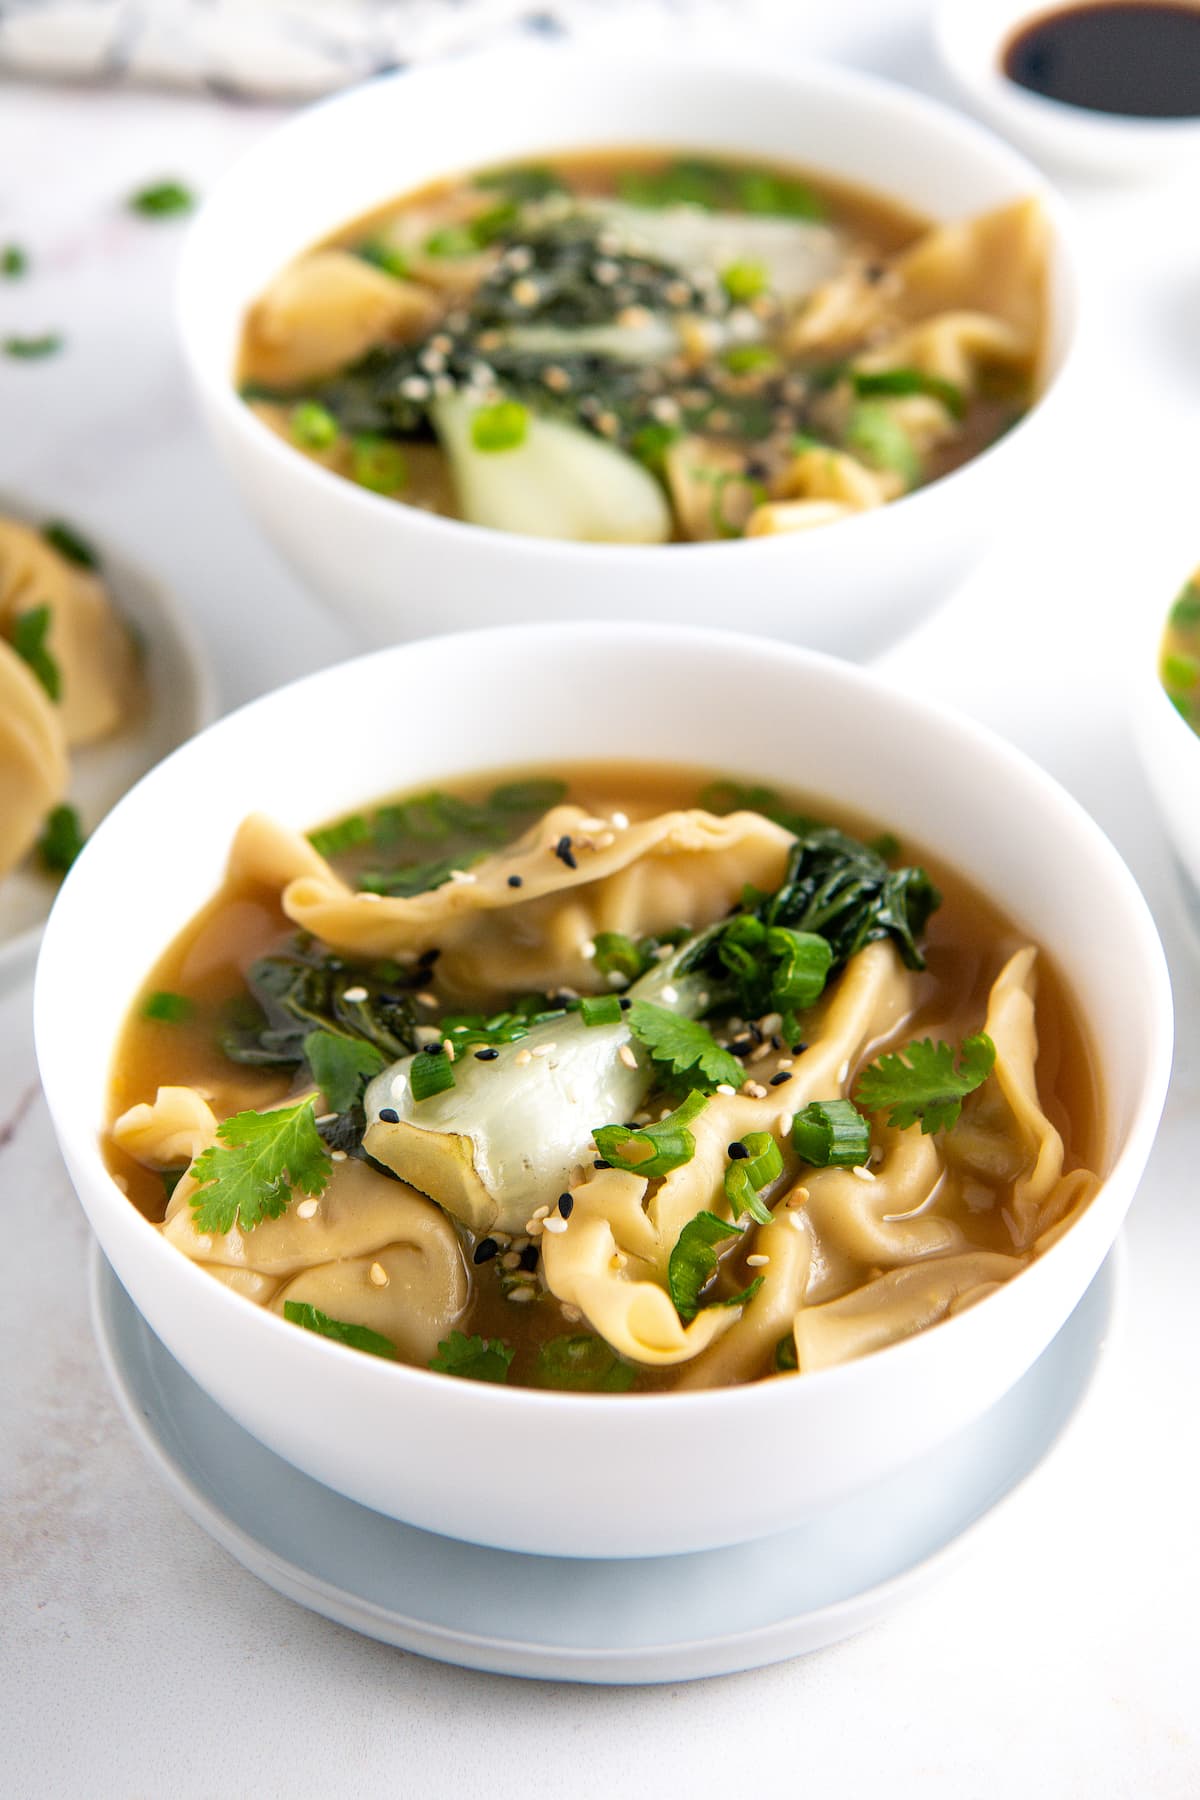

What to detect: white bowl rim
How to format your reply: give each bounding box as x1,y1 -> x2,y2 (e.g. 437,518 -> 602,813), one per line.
177,43 -> 1083,569
34,619 -> 1174,1420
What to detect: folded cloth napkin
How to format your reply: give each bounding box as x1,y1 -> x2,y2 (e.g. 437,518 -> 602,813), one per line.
0,0 -> 754,98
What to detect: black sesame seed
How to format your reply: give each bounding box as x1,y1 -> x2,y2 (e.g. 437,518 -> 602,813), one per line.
771,1035 -> 784,1050
473,1237 -> 500,1265
749,1023 -> 764,1044
792,1043 -> 808,1057
418,947 -> 440,966
728,1036 -> 755,1058
728,1141 -> 750,1160
618,996 -> 632,1011
424,1041 -> 444,1055
378,1106 -> 399,1124
507,874 -> 523,888
769,1071 -> 793,1086
475,1046 -> 500,1061
558,1193 -> 575,1219
518,1243 -> 540,1272
554,834 -> 578,870
594,1157 -> 612,1170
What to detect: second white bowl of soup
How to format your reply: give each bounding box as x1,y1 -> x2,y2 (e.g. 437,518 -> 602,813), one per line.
178,49 -> 1080,655
35,625 -> 1169,1558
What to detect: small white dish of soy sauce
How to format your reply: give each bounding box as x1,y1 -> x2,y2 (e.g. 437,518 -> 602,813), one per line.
935,0 -> 1200,178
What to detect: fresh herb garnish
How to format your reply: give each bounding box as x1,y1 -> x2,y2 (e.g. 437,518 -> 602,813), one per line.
490,777 -> 568,810
701,914 -> 832,1036
429,1330 -> 514,1383
591,931 -> 653,983
722,344 -> 780,376
358,239 -> 411,279
4,333 -> 63,360
579,994 -> 624,1027
846,400 -> 921,486
290,400 -> 339,450
775,1332 -> 798,1372
791,1098 -> 870,1167
410,1046 -> 455,1103
471,399 -> 529,452
142,990 -> 195,1025
220,940 -> 418,1070
855,1032 -> 996,1135
42,518 -> 99,568
350,434 -> 407,493
304,1028 -> 386,1114
357,854 -> 472,897
189,1099 -> 332,1235
475,164 -> 565,202
1170,582 -> 1200,629
1,244 -> 27,279
283,1301 -> 398,1360
533,1334 -> 636,1392
851,367 -> 965,419
724,1130 -> 782,1223
593,1089 -> 708,1180
308,813 -> 371,858
37,804 -> 85,873
128,180 -> 195,218
668,1211 -> 762,1322
625,1001 -> 744,1094
720,259 -> 768,302
1163,653 -> 1199,691
630,420 -> 680,473
9,604 -> 60,700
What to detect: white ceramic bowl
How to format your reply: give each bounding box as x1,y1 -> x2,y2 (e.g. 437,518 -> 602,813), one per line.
1131,554 -> 1200,923
35,624 -> 1170,1558
935,0 -> 1200,179
178,48 -> 1081,659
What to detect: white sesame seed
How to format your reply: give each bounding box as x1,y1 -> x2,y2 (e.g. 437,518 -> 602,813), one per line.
746,1253 -> 770,1268
760,1013 -> 783,1037
542,1216 -> 569,1235
400,375 -> 431,400
607,971 -> 629,989
851,1165 -> 876,1182
448,868 -> 477,884
593,831 -> 616,849
369,1261 -> 389,1287
342,985 -> 368,1004
512,277 -> 540,307
443,1040 -> 456,1062
416,990 -> 438,1007
562,1303 -> 583,1323
661,984 -> 679,1004
581,940 -> 597,960
331,1150 -> 347,1163
501,1250 -> 520,1270
508,1285 -> 536,1303
195,1234 -> 213,1252
611,811 -> 630,829
515,1048 -> 532,1066
532,1042 -> 557,1057
315,1112 -> 338,1125
618,1044 -> 639,1070
716,1083 -> 736,1096
777,1112 -> 795,1137
296,1199 -> 319,1220
524,1220 -> 545,1238
359,891 -> 383,903
532,1205 -> 551,1221
743,1081 -> 768,1100
778,1058 -> 794,1071
577,816 -> 607,832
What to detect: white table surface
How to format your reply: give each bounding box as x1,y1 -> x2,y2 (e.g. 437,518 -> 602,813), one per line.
3,6 -> 1199,1795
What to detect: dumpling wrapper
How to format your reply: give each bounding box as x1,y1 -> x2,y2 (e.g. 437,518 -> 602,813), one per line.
241,249 -> 440,386
792,1250 -> 1025,1372
227,804 -> 794,997
0,519 -> 139,748
0,637 -> 69,881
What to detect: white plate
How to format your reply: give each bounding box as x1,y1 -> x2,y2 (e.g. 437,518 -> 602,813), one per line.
91,1241 -> 1121,1685
0,498 -> 216,983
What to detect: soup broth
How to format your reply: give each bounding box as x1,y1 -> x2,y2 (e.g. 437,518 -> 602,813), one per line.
106,765 -> 1100,1394
237,150 -> 1047,547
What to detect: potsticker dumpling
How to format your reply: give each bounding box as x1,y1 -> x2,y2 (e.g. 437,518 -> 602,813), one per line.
0,519 -> 139,747
0,637 -> 69,880
228,804 -> 794,997
240,249 -> 440,387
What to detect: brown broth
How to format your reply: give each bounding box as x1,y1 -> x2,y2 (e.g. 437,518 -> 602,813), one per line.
1005,3 -> 1200,118
237,149 -> 1039,543
105,764 -> 1102,1392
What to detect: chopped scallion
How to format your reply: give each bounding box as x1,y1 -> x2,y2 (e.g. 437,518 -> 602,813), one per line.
470,400 -> 529,453
593,1090 -> 707,1181
351,434 -> 408,494
580,994 -> 623,1027
791,1098 -> 871,1168
289,401 -> 339,451
724,1130 -> 783,1223
720,260 -> 768,303
128,180 -> 195,218
142,991 -> 195,1024
410,1047 -> 456,1103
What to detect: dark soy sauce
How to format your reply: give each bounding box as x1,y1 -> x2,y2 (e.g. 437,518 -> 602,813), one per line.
1004,3 -> 1200,117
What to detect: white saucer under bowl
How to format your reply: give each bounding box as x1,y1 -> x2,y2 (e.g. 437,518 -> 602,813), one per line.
91,1242 -> 1121,1684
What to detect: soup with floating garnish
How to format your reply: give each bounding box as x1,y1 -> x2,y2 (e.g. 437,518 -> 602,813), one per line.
236,152 -> 1048,546
105,765 -> 1100,1393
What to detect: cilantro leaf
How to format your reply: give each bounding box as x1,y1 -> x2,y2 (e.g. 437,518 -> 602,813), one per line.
854,1033 -> 996,1135
37,803 -> 85,873
429,1330 -> 514,1384
533,1334 -> 636,1392
283,1301 -> 397,1360
626,1001 -> 743,1093
43,518 -> 99,569
188,1100 -> 331,1235
593,1090 -> 708,1180
303,1028 -> 385,1114
9,604 -> 60,700
129,180 -> 195,218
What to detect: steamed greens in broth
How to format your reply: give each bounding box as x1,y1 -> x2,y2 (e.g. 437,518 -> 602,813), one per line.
238,151 -> 1046,545
1161,571 -> 1200,729
105,765 -> 1100,1393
